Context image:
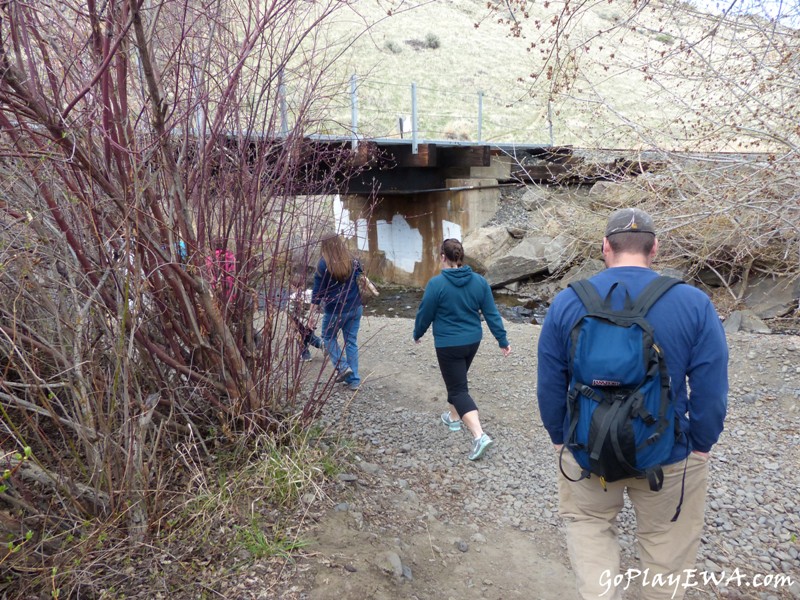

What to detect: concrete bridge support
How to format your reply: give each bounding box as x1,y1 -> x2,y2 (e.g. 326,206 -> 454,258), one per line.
336,179 -> 499,288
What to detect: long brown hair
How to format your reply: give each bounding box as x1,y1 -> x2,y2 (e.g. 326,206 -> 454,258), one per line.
320,232 -> 353,282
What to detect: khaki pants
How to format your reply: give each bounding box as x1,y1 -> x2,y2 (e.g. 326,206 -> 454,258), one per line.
558,451 -> 709,600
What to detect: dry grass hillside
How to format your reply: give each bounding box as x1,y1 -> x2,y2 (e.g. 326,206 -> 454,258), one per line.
301,0 -> 799,152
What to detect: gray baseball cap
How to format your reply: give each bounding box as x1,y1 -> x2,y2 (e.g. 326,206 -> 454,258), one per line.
605,208 -> 656,237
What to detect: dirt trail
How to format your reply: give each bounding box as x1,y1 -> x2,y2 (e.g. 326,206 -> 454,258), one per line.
287,316 -> 574,600
271,316 -> 800,600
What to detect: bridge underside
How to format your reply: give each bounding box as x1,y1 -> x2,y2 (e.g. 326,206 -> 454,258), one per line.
343,141 -> 661,194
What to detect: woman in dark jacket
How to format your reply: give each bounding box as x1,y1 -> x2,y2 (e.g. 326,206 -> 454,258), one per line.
311,232 -> 363,390
413,238 -> 511,460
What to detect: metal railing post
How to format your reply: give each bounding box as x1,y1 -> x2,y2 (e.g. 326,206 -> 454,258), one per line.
411,82 -> 418,155
279,69 -> 288,137
351,74 -> 358,150
477,90 -> 483,142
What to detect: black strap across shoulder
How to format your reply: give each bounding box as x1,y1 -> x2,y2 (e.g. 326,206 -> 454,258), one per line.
631,276 -> 683,316
569,279 -> 605,314
570,275 -> 683,318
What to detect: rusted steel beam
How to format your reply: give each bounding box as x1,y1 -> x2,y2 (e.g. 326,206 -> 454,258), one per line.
387,143 -> 438,167
438,145 -> 491,168
351,141 -> 380,166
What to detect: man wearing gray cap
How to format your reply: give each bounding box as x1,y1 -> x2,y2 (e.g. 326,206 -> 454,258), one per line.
537,208 -> 729,599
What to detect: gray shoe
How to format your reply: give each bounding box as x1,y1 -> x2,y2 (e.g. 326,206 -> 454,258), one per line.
468,433 -> 494,461
335,367 -> 353,383
440,411 -> 462,432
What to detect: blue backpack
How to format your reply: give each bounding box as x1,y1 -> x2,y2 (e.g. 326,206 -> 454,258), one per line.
561,276 -> 684,493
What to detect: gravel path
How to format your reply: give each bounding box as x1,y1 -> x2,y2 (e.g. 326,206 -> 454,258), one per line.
289,316 -> 800,599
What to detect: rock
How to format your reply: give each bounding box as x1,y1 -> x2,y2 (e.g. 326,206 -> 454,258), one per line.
358,462 -> 381,475
586,180 -> 649,210
485,235 -> 569,287
381,551 -> 403,577
519,187 -> 549,211
741,310 -> 772,334
723,311 -> 743,334
742,275 -> 800,319
696,267 -> 726,287
724,310 -> 771,334
658,267 -> 690,281
462,226 -> 518,267
558,259 -> 605,289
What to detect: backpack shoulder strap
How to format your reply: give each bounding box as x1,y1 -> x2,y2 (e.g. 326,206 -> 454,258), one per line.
632,276 -> 684,317
568,279 -> 604,313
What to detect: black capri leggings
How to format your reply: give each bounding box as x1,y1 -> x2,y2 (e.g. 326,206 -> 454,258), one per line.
435,342 -> 480,417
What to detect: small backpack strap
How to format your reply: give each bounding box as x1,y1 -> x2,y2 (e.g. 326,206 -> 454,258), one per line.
570,279 -> 636,324
632,276 -> 684,317
558,444 -> 591,484
569,279 -> 604,313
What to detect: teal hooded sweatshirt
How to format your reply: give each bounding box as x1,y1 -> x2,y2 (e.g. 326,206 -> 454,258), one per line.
413,265 -> 509,349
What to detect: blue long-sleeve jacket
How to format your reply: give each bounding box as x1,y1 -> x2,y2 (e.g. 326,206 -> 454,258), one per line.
311,258 -> 362,315
536,267 -> 728,463
413,266 -> 509,348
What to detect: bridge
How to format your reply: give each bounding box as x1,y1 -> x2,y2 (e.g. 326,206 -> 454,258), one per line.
238,74 -> 662,287
311,136 -> 659,287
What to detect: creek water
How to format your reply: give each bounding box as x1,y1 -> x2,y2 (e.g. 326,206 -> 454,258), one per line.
362,285 -> 546,325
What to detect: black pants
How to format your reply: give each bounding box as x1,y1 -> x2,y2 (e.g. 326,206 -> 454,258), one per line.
435,342 -> 480,417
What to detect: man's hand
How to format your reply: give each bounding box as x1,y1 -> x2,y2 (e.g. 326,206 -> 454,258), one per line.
501,345 -> 512,357
554,444 -> 563,453
692,450 -> 709,459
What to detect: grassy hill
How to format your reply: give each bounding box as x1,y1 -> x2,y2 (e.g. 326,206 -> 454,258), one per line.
301,0 -> 798,152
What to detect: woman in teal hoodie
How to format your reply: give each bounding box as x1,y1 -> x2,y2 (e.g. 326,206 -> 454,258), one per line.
413,238 -> 511,460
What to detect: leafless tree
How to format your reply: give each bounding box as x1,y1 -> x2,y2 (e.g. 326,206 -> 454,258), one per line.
0,0 -> 362,592
487,0 -> 799,296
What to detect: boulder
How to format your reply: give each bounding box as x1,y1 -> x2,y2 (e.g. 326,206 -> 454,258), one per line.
462,226 -> 517,267
696,267 -> 727,288
723,310 -> 772,334
463,255 -> 487,276
485,235 -> 569,288
558,259 -> 606,289
742,276 -> 800,319
657,267 -> 690,282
